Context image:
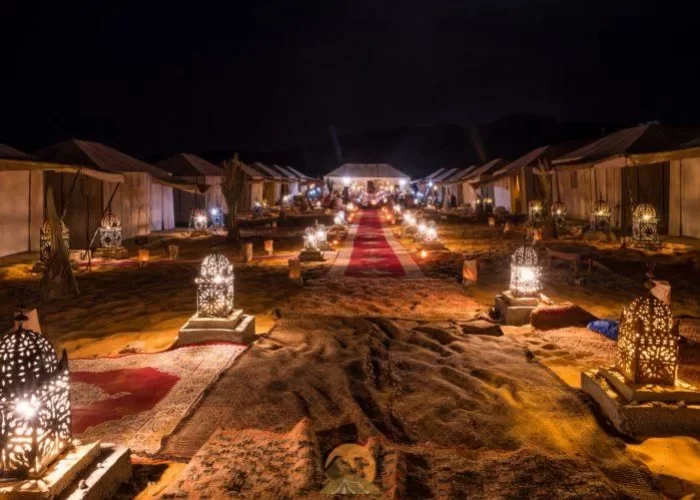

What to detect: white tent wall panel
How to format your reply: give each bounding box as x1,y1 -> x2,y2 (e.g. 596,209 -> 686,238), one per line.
461,182 -> 479,207
557,168 -> 623,228
150,182 -> 164,231
0,171 -> 32,257
670,158 -> 700,239
29,171 -> 44,252
493,177 -> 511,212
204,176 -> 226,213
161,185 -> 175,230
104,172 -> 151,239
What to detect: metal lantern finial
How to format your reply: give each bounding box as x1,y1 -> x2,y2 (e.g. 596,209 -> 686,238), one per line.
195,251 -> 234,318
510,245 -> 541,297
0,323 -> 72,480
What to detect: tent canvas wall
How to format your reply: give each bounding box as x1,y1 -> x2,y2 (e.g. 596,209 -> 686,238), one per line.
669,157 -> 700,238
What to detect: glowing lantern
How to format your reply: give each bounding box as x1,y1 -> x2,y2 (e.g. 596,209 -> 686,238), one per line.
315,224 -> 328,245
304,227 -> 318,250
334,211 -> 346,226
417,218 -> 428,237
510,245 -> 541,297
252,200 -> 267,218
551,201 -> 567,230
424,221 -> 438,242
342,177 -> 351,186
0,313 -> 72,480
195,252 -> 234,318
420,249 -> 428,259
615,296 -> 677,385
99,207 -> 122,249
528,200 -> 543,224
191,208 -> 208,231
632,204 -> 658,244
210,206 -> 224,228
39,220 -> 70,263
403,212 -> 416,227
393,204 -> 402,215
591,198 -> 611,232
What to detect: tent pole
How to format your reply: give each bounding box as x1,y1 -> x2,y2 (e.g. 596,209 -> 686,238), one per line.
60,169 -> 83,219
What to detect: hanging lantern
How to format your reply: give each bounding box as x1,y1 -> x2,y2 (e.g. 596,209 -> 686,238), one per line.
510,245 -> 541,297
99,208 -> 123,249
615,295 -> 677,385
551,201 -> 567,230
528,200 -> 543,224
39,220 -> 70,263
210,206 -> 224,229
591,198 -> 611,232
424,221 -> 438,242
191,208 -> 208,231
0,314 -> 72,480
195,252 -> 234,318
304,227 -> 318,250
632,204 -> 658,244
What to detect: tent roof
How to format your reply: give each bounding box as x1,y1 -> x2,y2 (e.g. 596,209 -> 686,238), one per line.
270,164 -> 300,180
431,167 -> 460,183
325,163 -> 409,180
250,162 -> 284,179
444,166 -> 476,183
0,144 -> 37,161
464,158 -> 508,183
156,153 -> 223,177
412,168 -> 445,184
286,166 -> 314,180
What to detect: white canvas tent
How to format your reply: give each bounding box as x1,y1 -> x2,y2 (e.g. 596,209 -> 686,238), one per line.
324,163 -> 410,193
250,162 -> 284,205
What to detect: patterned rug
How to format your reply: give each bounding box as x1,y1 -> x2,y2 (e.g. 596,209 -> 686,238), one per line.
69,343 -> 246,455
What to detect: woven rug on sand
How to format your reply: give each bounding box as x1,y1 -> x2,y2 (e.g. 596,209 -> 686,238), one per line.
69,344 -> 246,455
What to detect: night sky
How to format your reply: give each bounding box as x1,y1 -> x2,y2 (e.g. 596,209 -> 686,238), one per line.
3,0 -> 698,161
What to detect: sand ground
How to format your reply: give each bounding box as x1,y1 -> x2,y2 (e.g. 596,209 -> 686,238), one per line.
1,214 -> 699,498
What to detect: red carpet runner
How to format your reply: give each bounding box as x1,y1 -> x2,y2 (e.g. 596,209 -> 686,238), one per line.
344,210 -> 406,277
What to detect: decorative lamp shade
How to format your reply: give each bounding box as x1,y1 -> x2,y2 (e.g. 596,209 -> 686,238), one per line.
192,209 -> 208,231
615,296 -> 677,385
195,252 -> 234,318
528,200 -> 543,223
551,201 -> 567,229
304,227 -> 318,250
591,198 -> 611,232
210,206 -> 224,228
0,319 -> 72,480
39,220 -> 70,263
99,208 -> 123,249
425,221 -> 438,242
509,245 -> 541,297
632,204 -> 658,244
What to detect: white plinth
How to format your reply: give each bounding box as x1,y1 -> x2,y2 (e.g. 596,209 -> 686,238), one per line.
495,291 -> 540,326
176,310 -> 256,347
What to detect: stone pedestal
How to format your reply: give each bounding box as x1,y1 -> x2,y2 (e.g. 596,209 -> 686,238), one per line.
0,442 -> 131,500
421,240 -> 446,251
93,247 -> 129,260
495,291 -> 540,326
176,310 -> 256,347
582,368 -> 700,436
298,248 -> 325,262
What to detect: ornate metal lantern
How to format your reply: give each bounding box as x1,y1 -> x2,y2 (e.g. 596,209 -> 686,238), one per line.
315,224 -> 328,245
39,220 -> 70,263
304,227 -> 318,250
417,218 -> 428,237
632,204 -> 658,244
209,206 -> 224,229
425,221 -> 438,242
403,212 -> 416,228
252,200 -> 268,218
551,201 -> 567,230
482,197 -> 494,214
191,209 -> 208,231
99,208 -> 122,249
510,245 -> 541,297
0,314 -> 72,480
528,200 -> 543,225
591,198 -> 611,232
334,211 -> 345,227
615,295 -> 677,385
195,252 -> 234,318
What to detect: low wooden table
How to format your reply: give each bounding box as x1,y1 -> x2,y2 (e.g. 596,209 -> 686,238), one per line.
546,247 -> 593,275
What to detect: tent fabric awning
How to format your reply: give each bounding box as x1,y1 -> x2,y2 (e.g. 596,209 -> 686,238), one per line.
152,176 -> 209,194
0,158 -> 124,183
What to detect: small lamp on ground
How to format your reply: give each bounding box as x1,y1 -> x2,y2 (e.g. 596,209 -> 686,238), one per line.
551,201 -> 567,230
99,207 -> 123,249
191,208 -> 208,231
304,227 -> 318,250
632,203 -> 658,244
591,197 -> 611,232
424,221 -> 438,242
210,206 -> 224,229
40,220 -> 70,263
528,200 -> 543,225
510,245 -> 541,298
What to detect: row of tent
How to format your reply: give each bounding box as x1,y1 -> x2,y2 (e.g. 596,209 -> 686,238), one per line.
416,123 -> 700,239
0,139 -> 316,258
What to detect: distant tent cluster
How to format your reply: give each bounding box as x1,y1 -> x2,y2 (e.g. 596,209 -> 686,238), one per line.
417,123 -> 700,239
0,140 -> 315,258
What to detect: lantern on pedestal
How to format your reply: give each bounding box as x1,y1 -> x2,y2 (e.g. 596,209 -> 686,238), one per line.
304,227 -> 318,250
99,208 -> 122,249
0,314 -> 72,480
528,200 -> 543,225
191,209 -> 208,231
39,220 -> 70,263
591,197 -> 611,232
510,245 -> 541,297
210,206 -> 224,229
551,201 -> 567,230
615,295 -> 677,385
424,221 -> 438,242
195,252 -> 234,318
632,204 -> 658,244
334,211 -> 345,227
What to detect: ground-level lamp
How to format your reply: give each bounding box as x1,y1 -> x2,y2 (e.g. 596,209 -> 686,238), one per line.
315,224 -> 328,246
0,313 -> 72,481
195,251 -> 234,318
510,245 -> 541,297
417,218 -> 428,238
252,200 -> 267,218
304,227 -> 318,250
591,197 -> 611,232
528,200 -> 543,225
334,211 -> 346,227
40,220 -> 70,263
424,221 -> 438,242
616,295 -> 677,385
99,207 -> 123,249
210,206 -> 224,229
191,208 -> 208,231
632,203 -> 658,244
551,201 -> 567,231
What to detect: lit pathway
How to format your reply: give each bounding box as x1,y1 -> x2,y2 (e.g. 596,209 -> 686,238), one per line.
330,210 -> 423,278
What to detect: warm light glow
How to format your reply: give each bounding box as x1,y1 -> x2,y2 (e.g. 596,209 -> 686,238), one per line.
399,179 -> 406,187
343,177 -> 351,186
424,221 -> 438,242
591,198 -> 611,232
98,207 -> 123,249
420,249 -> 428,259
510,246 -> 541,297
551,201 -> 567,229
315,224 -> 327,243
14,400 -> 38,419
632,204 -> 658,244
195,252 -> 234,318
417,219 -> 427,235
304,227 -> 318,250
334,211 -> 346,226
192,208 -> 208,231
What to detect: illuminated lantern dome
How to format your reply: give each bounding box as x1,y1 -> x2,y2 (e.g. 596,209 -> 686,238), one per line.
210,206 -> 224,229
551,201 -> 567,229
528,200 -> 543,224
510,245 -> 541,297
99,208 -> 122,249
195,252 -> 234,318
591,198 -> 611,232
615,295 -> 677,385
0,315 -> 72,480
425,221 -> 438,242
191,208 -> 208,231
304,227 -> 318,250
39,220 -> 70,263
632,203 -> 658,244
